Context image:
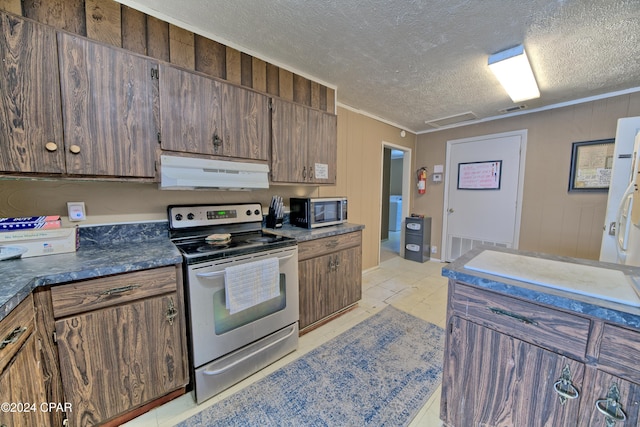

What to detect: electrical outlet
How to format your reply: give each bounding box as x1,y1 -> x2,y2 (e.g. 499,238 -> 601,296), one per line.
431,246 -> 437,254
67,202 -> 86,221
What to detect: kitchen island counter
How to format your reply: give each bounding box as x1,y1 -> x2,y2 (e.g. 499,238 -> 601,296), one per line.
444,246 -> 640,329
0,222 -> 181,322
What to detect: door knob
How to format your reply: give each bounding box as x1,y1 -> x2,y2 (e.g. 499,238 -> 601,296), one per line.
45,142 -> 58,152
69,145 -> 81,154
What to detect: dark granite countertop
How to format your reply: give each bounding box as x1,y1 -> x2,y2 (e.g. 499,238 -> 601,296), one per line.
263,223 -> 365,242
0,222 -> 181,322
443,246 -> 640,330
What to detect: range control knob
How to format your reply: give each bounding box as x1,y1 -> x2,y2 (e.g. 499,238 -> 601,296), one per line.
246,209 -> 252,216
254,209 -> 260,215
187,213 -> 195,220
174,213 -> 183,221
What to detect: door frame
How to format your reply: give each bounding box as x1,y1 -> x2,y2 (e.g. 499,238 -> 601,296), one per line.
441,130 -> 527,261
379,141 -> 412,263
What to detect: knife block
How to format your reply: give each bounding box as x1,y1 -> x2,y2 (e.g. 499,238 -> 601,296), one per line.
266,209 -> 283,229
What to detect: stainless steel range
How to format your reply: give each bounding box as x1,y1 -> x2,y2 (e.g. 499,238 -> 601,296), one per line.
168,203 -> 299,404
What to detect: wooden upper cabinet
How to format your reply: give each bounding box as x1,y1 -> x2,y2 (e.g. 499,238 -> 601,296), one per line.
159,64 -> 269,161
307,108 -> 337,184
271,97 -> 337,184
0,11 -> 65,173
159,63 -> 222,156
221,83 -> 269,161
57,32 -> 158,178
271,98 -> 307,182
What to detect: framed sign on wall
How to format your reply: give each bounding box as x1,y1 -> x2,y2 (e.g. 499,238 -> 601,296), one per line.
568,139 -> 614,192
457,160 -> 502,190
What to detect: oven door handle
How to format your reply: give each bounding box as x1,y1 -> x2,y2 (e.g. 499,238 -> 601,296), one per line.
196,271 -> 225,279
202,325 -> 297,376
196,252 -> 295,279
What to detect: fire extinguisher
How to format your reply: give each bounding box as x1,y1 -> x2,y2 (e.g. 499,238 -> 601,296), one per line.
417,167 -> 427,194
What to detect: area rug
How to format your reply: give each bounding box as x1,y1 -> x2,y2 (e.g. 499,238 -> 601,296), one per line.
176,305 -> 445,427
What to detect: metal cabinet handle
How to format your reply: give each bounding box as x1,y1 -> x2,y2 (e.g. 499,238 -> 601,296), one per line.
488,307 -> 538,325
302,166 -> 307,179
309,165 -> 314,180
334,255 -> 340,270
99,284 -> 141,296
166,298 -> 178,325
213,133 -> 223,153
329,257 -> 335,271
45,142 -> 58,152
0,326 -> 27,350
553,365 -> 579,404
595,383 -> 627,424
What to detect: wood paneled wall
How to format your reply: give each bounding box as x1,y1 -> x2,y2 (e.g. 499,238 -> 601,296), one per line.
3,0 -> 335,112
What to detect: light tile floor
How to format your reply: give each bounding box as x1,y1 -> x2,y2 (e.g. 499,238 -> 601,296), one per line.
123,255 -> 448,427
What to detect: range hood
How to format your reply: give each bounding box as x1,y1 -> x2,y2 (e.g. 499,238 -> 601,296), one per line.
160,155 -> 269,190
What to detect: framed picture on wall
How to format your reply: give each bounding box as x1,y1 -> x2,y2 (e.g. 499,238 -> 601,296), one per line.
457,160 -> 502,190
568,138 -> 615,192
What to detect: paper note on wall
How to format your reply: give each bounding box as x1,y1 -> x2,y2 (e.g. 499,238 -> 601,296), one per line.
315,163 -> 329,179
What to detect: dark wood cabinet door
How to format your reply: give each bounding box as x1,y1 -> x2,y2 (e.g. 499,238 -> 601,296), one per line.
159,63 -> 222,156
0,335 -> 49,427
442,316 -> 583,427
271,98 -> 307,182
55,293 -> 188,426
0,12 -> 65,173
579,370 -> 640,426
331,246 -> 362,313
57,32 -> 158,177
307,109 -> 337,184
221,84 -> 269,161
298,255 -> 331,329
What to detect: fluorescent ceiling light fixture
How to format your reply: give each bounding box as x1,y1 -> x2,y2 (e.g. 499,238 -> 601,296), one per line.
488,44 -> 540,103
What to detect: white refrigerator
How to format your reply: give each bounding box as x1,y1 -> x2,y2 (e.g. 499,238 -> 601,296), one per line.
600,117 -> 640,265
600,117 -> 640,266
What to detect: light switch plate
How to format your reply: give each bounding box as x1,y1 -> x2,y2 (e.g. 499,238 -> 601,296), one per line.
67,202 -> 86,221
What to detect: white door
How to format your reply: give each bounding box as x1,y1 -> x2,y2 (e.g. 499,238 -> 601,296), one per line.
443,130 -> 527,261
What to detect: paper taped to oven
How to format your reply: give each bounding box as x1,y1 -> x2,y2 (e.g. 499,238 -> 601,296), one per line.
224,257 -> 280,314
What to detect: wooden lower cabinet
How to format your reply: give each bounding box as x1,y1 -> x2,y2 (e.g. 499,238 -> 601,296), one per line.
45,266 -> 189,426
443,316 -> 584,426
298,231 -> 362,331
0,294 -> 48,427
442,279 -> 640,427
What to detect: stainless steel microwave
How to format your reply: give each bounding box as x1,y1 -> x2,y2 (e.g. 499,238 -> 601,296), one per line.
289,197 -> 348,229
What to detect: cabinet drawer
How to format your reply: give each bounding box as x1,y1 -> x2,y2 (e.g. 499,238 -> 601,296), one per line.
298,231 -> 362,261
452,282 -> 590,360
0,294 -> 35,372
51,266 -> 178,318
597,323 -> 640,383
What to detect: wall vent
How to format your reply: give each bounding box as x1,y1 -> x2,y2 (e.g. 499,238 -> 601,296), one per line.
498,105 -> 527,114
425,111 -> 478,128
448,236 -> 510,261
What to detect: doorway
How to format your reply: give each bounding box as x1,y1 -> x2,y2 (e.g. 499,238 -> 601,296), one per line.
442,130 -> 527,261
380,143 -> 412,263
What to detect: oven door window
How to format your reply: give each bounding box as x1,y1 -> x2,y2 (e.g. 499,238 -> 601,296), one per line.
314,202 -> 339,223
212,274 -> 286,335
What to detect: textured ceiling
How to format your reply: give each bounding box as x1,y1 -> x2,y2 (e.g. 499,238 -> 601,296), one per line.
118,0 -> 640,133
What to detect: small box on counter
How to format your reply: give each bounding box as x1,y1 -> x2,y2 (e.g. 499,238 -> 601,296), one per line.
0,216 -> 62,232
0,227 -> 77,258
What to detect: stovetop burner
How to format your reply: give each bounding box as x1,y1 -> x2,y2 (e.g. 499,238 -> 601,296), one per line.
168,203 -> 296,264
